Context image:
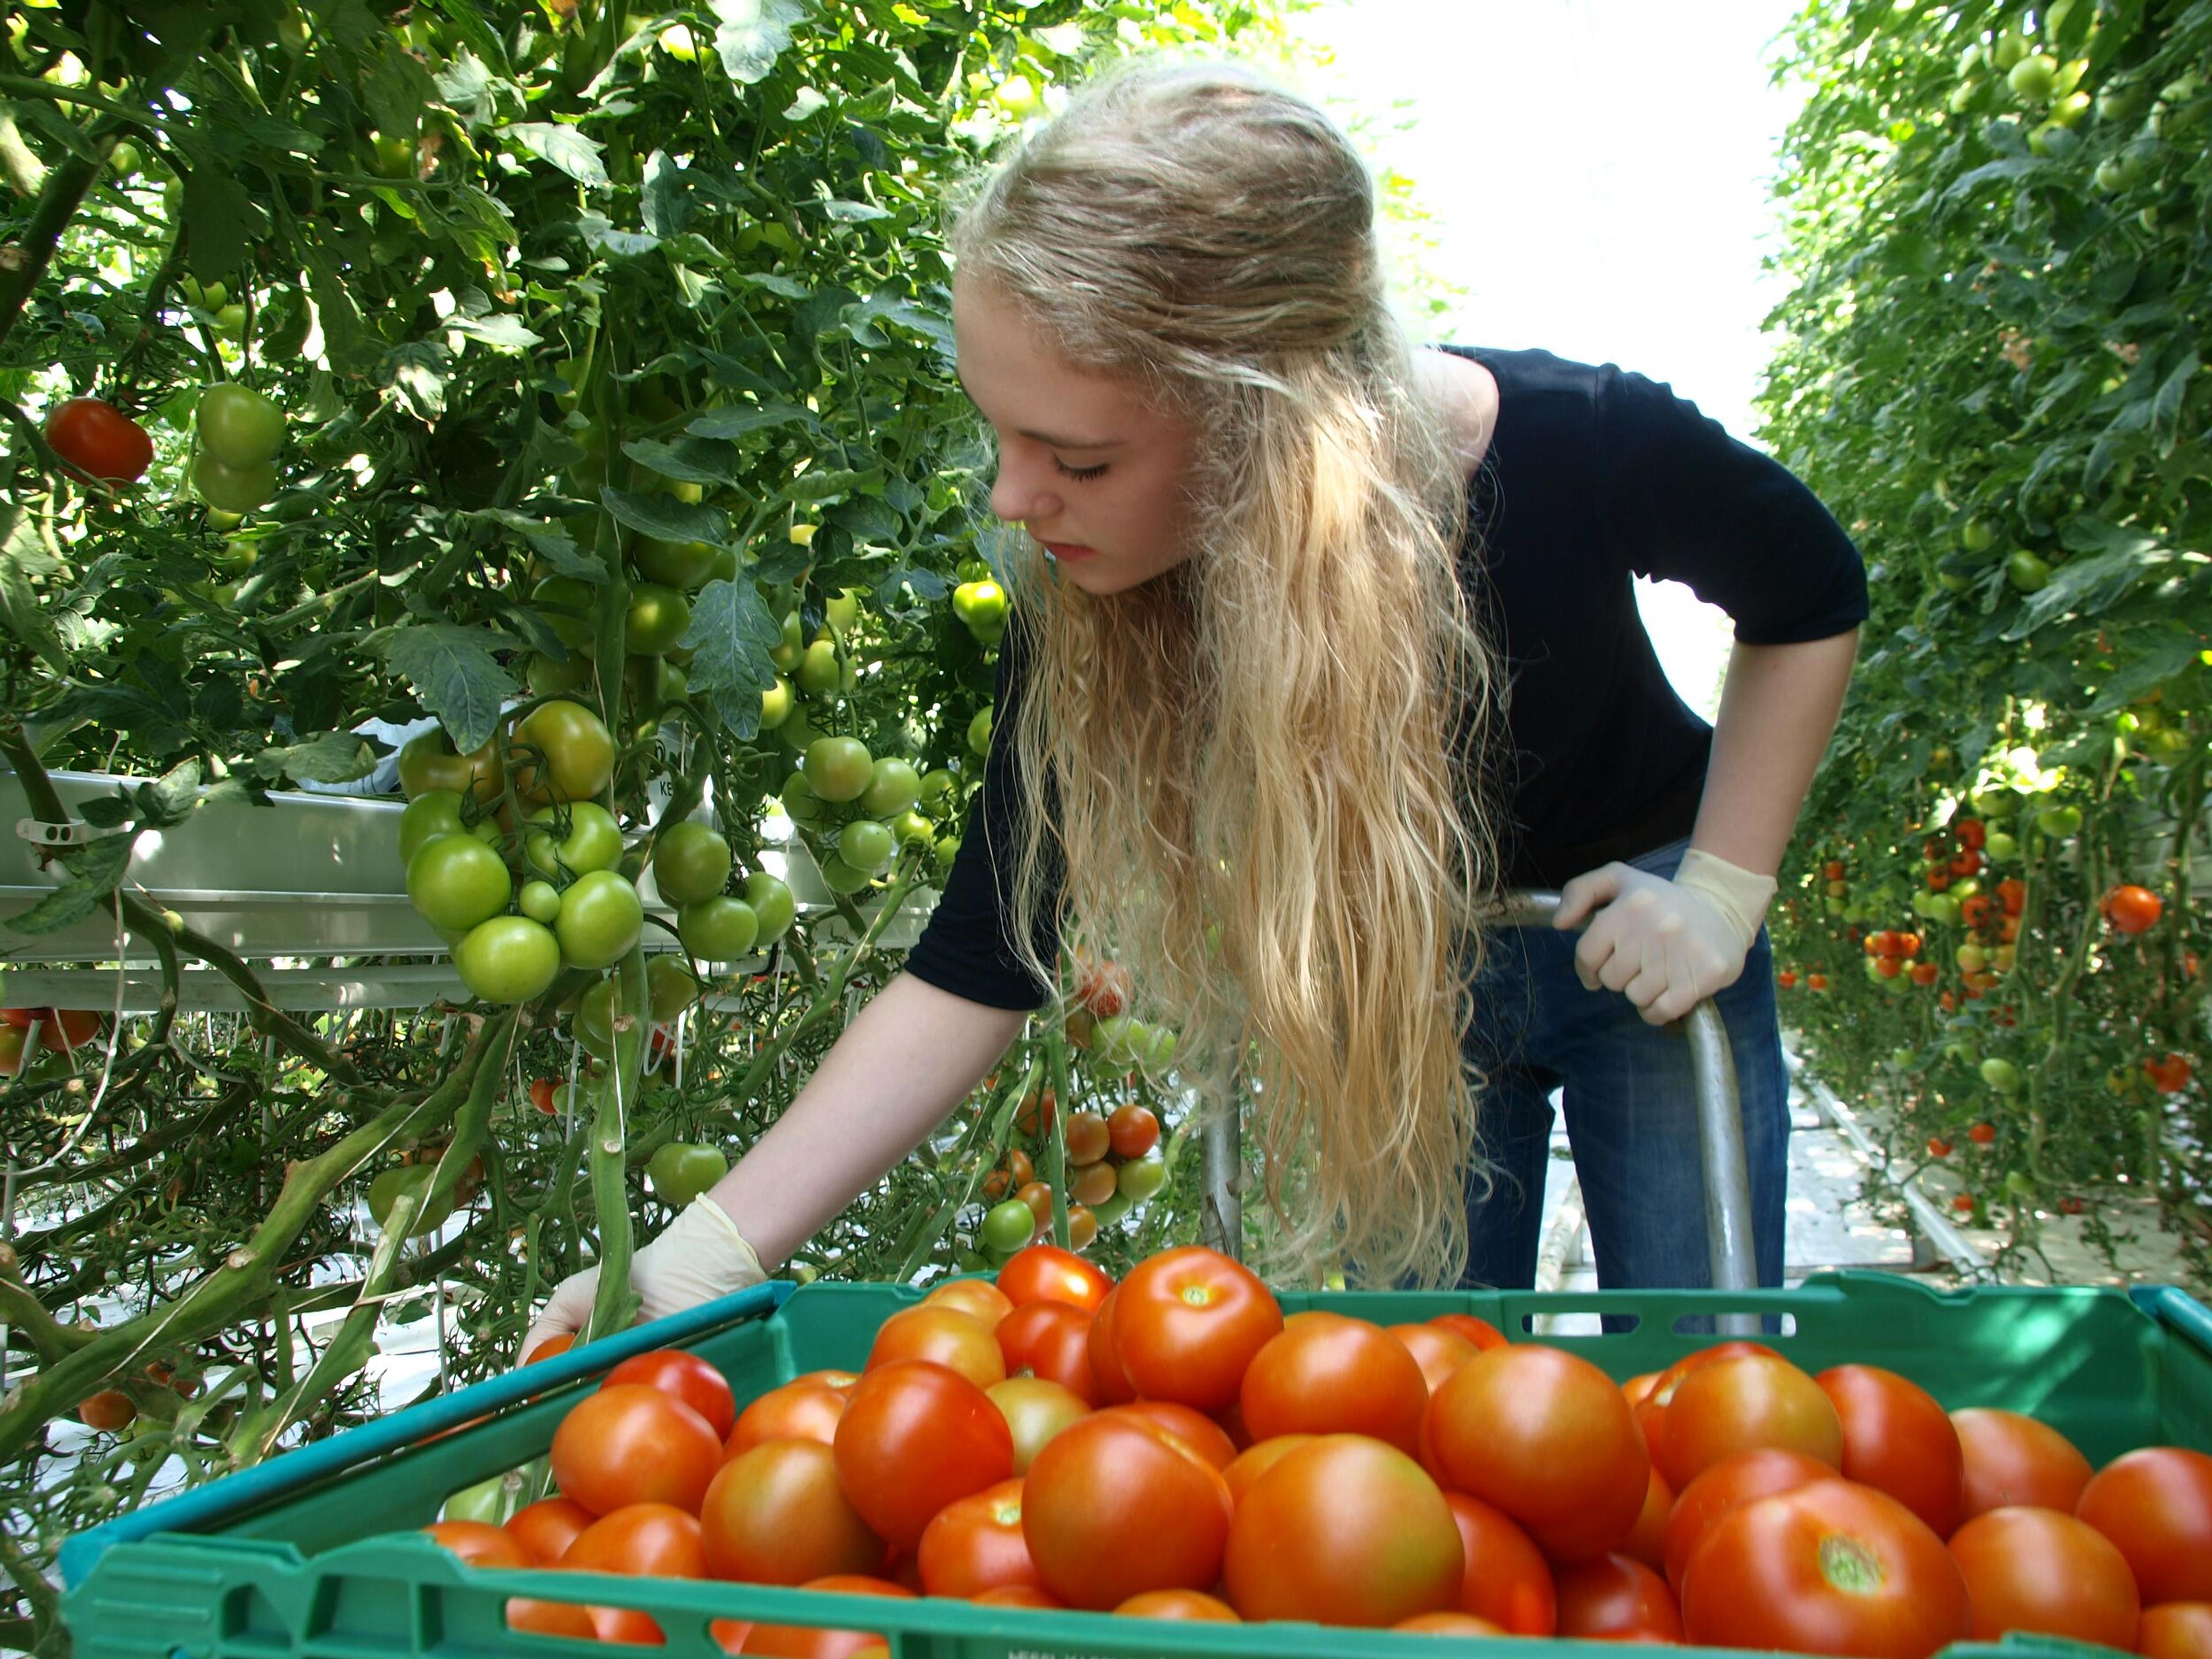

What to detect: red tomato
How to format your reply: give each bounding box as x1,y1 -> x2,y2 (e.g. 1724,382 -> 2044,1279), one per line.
2076,1447 -> 2212,1603
1063,1112 -> 1112,1166
1222,1434 -> 1461,1627
1106,1103 -> 1160,1159
523,1332 -> 575,1366
1621,1371 -> 1660,1408
865,1306 -> 1006,1391
44,396 -> 154,482
972,1584 -> 1062,1609
832,1360 -> 1012,1551
1634,1339 -> 1778,1469
1085,1285 -> 1138,1405
1096,1402 -> 1237,1470
921,1278 -> 1014,1330
1389,1324 -> 1480,1395
422,1520 -> 533,1569
727,1381 -> 847,1457
1622,1465 -> 1673,1573
507,1593 -> 598,1638
2105,884 -> 2165,934
2139,1603 -> 2212,1659
529,1077 -> 560,1114
1662,1447 -> 1835,1590
1020,1412 -> 1233,1609
551,1384 -> 722,1516
995,1243 -> 1112,1313
588,1605 -> 664,1646
994,1300 -> 1097,1403
1224,1435 -> 1316,1508
1816,1363 -> 1965,1539
1442,1492 -> 1558,1635
918,1478 -> 1041,1599
506,1498 -> 596,1564
738,1575 -> 910,1657
1656,1353 -> 1843,1493
562,1502 -> 706,1577
1949,1506 -> 2141,1647
1395,1611 -> 1506,1635
1425,1343 -> 1650,1563
1114,1589 -> 1240,1620
602,1349 -> 737,1442
1429,1312 -> 1508,1350
1110,1245 -> 1282,1414
699,1440 -> 884,1584
1075,957 -> 1130,1018
1555,1552 -> 1684,1642
1681,1480 -> 1969,1659
985,1377 -> 1089,1474
1238,1312 -> 1429,1454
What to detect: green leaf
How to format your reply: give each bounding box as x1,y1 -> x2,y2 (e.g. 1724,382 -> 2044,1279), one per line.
678,578 -> 783,739
685,402 -> 812,440
381,623 -> 518,752
141,758 -> 202,826
2002,536 -> 2172,639
5,831 -> 135,937
506,122 -> 609,186
601,488 -> 729,545
179,165 -> 270,278
477,510 -> 605,582
0,507 -> 67,675
714,0 -> 808,85
622,437 -> 743,487
2150,351 -> 2198,457
256,733 -> 380,786
445,313 -> 543,352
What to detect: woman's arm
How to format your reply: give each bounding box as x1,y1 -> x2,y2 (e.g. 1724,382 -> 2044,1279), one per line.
707,971 -> 1032,1266
1687,628 -> 1861,877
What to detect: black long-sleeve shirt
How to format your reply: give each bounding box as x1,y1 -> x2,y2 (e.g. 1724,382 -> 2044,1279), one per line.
903,346 -> 1868,1010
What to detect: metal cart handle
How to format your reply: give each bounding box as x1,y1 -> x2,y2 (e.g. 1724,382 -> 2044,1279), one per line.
1198,888 -> 1762,1304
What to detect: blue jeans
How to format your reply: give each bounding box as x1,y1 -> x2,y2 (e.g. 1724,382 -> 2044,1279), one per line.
1460,836 -> 1789,1291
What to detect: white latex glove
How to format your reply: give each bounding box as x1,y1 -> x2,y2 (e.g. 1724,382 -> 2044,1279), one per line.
522,1196 -> 766,1362
1553,849 -> 1777,1027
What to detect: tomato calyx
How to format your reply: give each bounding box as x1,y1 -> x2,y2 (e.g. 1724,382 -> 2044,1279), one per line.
1817,1532 -> 1885,1594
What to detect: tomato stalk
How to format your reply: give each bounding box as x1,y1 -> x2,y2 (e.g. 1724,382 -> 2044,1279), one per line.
584,949 -> 651,1342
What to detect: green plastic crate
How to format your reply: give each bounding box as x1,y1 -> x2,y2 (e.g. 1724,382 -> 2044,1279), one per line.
60,1271 -> 2212,1659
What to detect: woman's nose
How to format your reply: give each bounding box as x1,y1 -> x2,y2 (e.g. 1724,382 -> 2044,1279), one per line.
988,456 -> 1059,525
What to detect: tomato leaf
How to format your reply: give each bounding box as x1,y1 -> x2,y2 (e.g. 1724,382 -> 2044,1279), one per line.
5,830 -> 136,937
684,401 -> 812,440
474,509 -> 606,582
600,487 -> 729,545
678,578 -> 783,739
2002,535 -> 2173,640
0,507 -> 68,676
381,623 -> 519,753
713,0 -> 806,85
620,437 -> 741,487
2149,350 -> 2198,457
256,732 -> 380,787
506,122 -> 609,187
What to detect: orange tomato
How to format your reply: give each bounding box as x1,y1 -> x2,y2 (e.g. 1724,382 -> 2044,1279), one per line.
1238,1312 -> 1429,1455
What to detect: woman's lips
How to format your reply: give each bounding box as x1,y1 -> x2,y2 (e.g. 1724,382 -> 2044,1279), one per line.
1041,541 -> 1098,562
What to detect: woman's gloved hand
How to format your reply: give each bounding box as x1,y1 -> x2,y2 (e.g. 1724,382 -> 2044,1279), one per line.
522,1195 -> 767,1362
1553,849 -> 1777,1027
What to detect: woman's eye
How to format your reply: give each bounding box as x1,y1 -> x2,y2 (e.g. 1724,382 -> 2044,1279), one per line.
1054,459 -> 1108,482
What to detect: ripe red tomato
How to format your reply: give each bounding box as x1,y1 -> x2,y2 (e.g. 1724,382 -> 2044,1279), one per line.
993,1300 -> 1096,1403
1815,1363 -> 1965,1539
1238,1312 -> 1429,1454
1021,1412 -> 1233,1609
737,1574 -> 910,1657
505,1590 -> 599,1639
563,1502 -> 707,1578
2138,1603 -> 2212,1659
972,1584 -> 1062,1609
422,1520 -> 533,1569
1956,819 -> 1986,850
2146,1053 -> 2194,1094
1555,1552 -> 1683,1642
917,1478 -> 1041,1599
529,1077 -> 560,1115
1656,1353 -> 1843,1493
727,1380 -> 847,1457
601,1349 -> 737,1442
1222,1434 -> 1461,1627
1969,1121 -> 1997,1145
1106,1103 -> 1160,1159
700,1440 -> 884,1584
1388,1323 -> 1479,1395
832,1360 -> 1012,1551
1444,1492 -> 1558,1635
2075,1446 -> 2212,1603
1076,956 -> 1130,1018
1223,1435 -> 1315,1507
1427,1311 -> 1508,1350
1085,1285 -> 1138,1405
2104,884 -> 2165,934
550,1384 -> 722,1516
984,1377 -> 1088,1474
45,396 -> 154,482
920,1278 -> 1013,1331
1622,1465 -> 1673,1572
1950,1408 -> 2093,1519
1928,1137 -> 1955,1157
1911,960 -> 1941,986
1662,1447 -> 1834,1590
1949,1506 -> 2140,1647
1111,1245 -> 1282,1414
1634,1339 -> 1778,1467
1114,1589 -> 1240,1620
1095,1402 -> 1237,1470
1061,1112 -> 1111,1166
995,1243 -> 1112,1313
1680,1480 -> 1969,1659
505,1498 -> 595,1565
865,1306 -> 1006,1391
1426,1343 -> 1649,1563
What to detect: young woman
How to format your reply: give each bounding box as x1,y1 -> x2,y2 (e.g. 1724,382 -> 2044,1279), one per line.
524,62 -> 1863,1354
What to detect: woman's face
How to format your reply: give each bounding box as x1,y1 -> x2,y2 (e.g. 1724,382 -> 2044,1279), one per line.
953,275 -> 1201,597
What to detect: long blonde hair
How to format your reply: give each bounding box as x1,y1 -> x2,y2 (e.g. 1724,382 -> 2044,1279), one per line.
952,62 -> 1502,1288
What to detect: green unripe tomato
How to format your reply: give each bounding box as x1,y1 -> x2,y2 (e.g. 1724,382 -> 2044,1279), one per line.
653,821 -> 733,907
1980,1056 -> 2021,1093
797,638 -> 843,697
760,676 -> 795,730
860,758 -> 923,818
519,880 -> 562,924
441,1474 -> 510,1526
454,915 -> 563,1005
630,536 -> 718,589
625,584 -> 691,656
1960,517 -> 1997,552
679,896 -> 759,961
782,771 -> 828,827
2006,551 -> 2051,593
648,1142 -> 729,1208
399,790 -> 467,865
192,453 -> 277,513
195,383 -> 286,468
525,801 -> 624,878
2036,804 -> 2084,836
1983,831 -> 2018,861
555,869 -> 645,970
368,1166 -> 454,1237
968,707 -> 993,757
742,873 -> 796,945
824,588 -> 860,635
646,953 -> 701,1021
804,737 -> 874,802
838,819 -> 896,875
982,1198 -> 1038,1253
573,977 -> 618,1061
531,576 -> 599,654
1922,893 -> 1963,927
893,809 -> 935,847
921,768 -> 958,805
407,835 -> 512,933
818,853 -> 874,894
770,611 -> 804,672
1118,1154 -> 1169,1203
2008,52 -> 2058,101
934,835 -> 962,870
778,700 -> 819,753
527,652 -> 593,697
210,536 -> 259,577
